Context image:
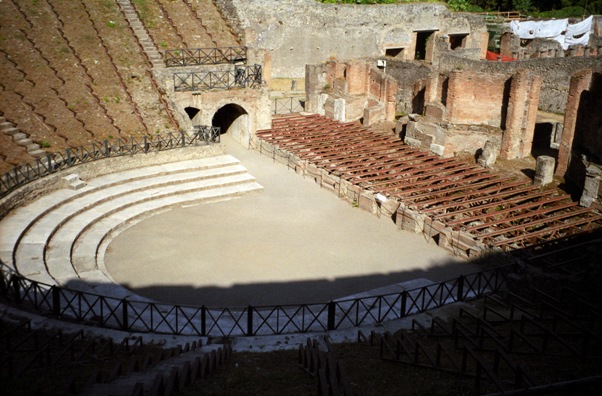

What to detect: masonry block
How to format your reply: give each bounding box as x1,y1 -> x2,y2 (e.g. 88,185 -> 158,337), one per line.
398,207 -> 424,233
321,169 -> 340,193
306,163 -> 322,184
533,155 -> 555,186
358,191 -> 377,214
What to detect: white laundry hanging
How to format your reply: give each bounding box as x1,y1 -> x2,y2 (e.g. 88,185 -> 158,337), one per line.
510,17 -> 593,50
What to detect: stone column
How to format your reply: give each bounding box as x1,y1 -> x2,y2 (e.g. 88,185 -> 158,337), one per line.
500,69 -> 542,160
580,164 -> 602,207
556,69 -> 593,176
533,156 -> 555,186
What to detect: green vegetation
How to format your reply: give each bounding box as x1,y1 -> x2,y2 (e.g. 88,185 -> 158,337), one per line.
38,140 -> 51,148
317,0 -> 602,15
131,0 -> 156,28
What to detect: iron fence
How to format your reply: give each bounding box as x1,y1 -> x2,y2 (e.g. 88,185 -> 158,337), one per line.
0,128 -> 220,199
0,260 -> 515,337
272,97 -> 305,115
173,65 -> 262,92
164,47 -> 247,67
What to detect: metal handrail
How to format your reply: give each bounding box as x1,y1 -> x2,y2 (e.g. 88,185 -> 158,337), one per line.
0,128 -> 220,199
173,64 -> 262,92
272,97 -> 305,115
164,46 -> 247,67
0,260 -> 514,337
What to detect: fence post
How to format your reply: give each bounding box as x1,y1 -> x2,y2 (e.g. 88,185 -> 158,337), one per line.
12,275 -> 21,304
66,148 -> 72,166
201,306 -> 207,336
52,286 -> 61,316
0,271 -> 6,297
457,275 -> 465,302
247,305 -> 254,336
144,136 -> 148,153
104,140 -> 110,157
327,301 -> 336,331
181,131 -> 186,147
46,154 -> 53,173
121,299 -> 129,330
401,291 -> 408,317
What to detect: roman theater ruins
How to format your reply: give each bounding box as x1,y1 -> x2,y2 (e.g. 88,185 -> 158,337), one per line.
1,0 -> 601,393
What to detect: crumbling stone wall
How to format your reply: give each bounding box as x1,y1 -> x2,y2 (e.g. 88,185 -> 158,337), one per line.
226,0 -> 488,80
171,87 -> 271,147
213,0 -> 245,44
437,54 -> 602,114
557,68 -> 602,207
403,68 -> 541,160
384,61 -> 432,115
445,70 -> 508,127
306,60 -> 397,125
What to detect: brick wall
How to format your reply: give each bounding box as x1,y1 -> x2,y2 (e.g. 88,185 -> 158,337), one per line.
446,70 -> 508,127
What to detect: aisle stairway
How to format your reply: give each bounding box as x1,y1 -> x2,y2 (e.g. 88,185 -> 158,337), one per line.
0,155 -> 263,299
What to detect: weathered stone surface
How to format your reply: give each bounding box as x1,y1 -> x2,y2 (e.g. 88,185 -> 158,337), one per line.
580,164 -> 602,208
477,140 -> 499,168
229,0 -> 487,79
533,155 -> 555,186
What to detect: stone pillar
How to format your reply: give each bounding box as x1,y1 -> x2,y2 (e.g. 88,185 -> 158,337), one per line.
556,69 -> 593,176
346,62 -> 367,95
262,51 -> 272,86
521,73 -> 542,158
477,140 -> 498,168
500,32 -> 518,59
445,70 -> 460,123
333,98 -> 346,122
425,72 -> 440,103
305,63 -> 328,114
533,156 -> 555,186
580,164 -> 602,207
500,69 -> 542,160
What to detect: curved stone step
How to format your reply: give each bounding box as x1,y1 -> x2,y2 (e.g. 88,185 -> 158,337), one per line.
3,156 -> 240,276
44,173 -> 260,284
17,168 -> 255,282
3,156 -> 240,255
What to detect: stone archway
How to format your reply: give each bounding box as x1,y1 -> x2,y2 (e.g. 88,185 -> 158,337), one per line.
212,103 -> 249,146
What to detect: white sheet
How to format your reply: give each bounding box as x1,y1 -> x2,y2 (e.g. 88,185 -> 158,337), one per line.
564,16 -> 593,49
510,17 -> 593,50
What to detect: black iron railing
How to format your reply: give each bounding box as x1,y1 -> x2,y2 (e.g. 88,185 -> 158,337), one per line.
0,128 -> 220,199
173,65 -> 262,92
272,97 -> 305,115
0,261 -> 515,337
164,47 -> 247,67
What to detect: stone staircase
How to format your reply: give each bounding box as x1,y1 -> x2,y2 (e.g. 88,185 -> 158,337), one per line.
116,0 -> 164,68
0,154 -> 263,299
0,113 -> 46,158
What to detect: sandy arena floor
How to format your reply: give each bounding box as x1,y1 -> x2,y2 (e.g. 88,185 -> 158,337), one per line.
104,135 -> 478,308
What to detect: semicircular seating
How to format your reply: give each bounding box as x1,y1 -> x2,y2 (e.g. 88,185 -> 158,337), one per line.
0,154 -> 263,300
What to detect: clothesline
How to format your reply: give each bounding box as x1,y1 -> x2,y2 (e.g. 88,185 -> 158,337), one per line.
509,16 -> 593,50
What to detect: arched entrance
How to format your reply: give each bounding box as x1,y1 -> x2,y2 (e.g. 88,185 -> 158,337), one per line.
212,103 -> 249,145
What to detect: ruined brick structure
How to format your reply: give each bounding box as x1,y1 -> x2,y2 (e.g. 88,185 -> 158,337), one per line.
305,60 -> 397,125
557,68 -> 602,208
400,68 -> 541,160
218,0 -> 488,90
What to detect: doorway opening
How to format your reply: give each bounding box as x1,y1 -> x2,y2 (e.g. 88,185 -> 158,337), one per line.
414,30 -> 436,61
212,103 -> 249,145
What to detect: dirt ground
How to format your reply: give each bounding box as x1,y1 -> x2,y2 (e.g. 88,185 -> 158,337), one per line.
104,135 -> 477,307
